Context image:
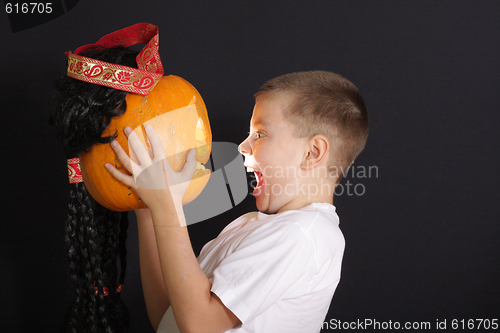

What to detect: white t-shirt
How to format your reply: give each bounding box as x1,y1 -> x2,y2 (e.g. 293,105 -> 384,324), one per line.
157,202 -> 344,333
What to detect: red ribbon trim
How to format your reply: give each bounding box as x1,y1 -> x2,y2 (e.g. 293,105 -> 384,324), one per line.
65,23 -> 164,95
67,158 -> 83,184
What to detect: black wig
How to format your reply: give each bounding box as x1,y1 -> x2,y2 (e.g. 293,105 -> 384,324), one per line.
51,46 -> 138,333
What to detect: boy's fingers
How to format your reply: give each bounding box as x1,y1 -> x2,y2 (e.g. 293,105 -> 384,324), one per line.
105,163 -> 135,188
110,140 -> 133,173
182,149 -> 197,178
125,127 -> 152,168
145,125 -> 167,161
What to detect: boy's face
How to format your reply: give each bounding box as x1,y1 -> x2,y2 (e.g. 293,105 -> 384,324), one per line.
239,95 -> 308,214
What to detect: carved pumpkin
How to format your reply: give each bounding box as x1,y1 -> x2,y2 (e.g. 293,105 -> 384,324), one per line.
80,75 -> 212,211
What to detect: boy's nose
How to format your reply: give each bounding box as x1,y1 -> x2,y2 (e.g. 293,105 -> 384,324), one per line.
238,139 -> 251,155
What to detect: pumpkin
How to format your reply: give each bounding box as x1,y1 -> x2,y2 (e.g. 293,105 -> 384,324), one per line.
80,75 -> 212,212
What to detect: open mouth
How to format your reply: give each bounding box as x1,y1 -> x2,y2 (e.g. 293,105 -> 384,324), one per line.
246,167 -> 264,190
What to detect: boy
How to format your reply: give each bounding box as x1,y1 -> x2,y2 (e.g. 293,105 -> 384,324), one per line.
106,70 -> 368,332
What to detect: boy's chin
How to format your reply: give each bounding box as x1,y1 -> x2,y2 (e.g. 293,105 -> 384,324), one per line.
254,195 -> 268,213
254,192 -> 281,215
253,188 -> 272,213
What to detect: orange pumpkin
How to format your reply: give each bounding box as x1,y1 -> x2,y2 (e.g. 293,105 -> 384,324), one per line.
80,75 -> 212,211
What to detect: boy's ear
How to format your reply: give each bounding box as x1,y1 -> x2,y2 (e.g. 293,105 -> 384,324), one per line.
302,135 -> 329,169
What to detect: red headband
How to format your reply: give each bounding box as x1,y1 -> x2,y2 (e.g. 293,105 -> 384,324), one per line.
65,23 -> 164,95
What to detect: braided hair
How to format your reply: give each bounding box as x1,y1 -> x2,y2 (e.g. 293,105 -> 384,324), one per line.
51,46 -> 137,333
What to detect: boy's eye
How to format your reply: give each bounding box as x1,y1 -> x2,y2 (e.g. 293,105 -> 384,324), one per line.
248,130 -> 265,140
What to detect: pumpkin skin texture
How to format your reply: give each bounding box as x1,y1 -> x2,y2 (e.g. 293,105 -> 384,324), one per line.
80,75 -> 212,212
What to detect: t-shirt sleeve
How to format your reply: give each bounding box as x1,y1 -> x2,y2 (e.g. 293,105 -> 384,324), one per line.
209,222 -> 315,324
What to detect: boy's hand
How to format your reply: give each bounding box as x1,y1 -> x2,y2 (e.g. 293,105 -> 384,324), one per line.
105,125 -> 196,212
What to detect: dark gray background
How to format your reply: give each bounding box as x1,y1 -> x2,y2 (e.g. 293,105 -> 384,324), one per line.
1,1 -> 499,332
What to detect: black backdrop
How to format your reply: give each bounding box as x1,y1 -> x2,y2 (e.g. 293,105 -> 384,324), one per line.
1,1 -> 499,332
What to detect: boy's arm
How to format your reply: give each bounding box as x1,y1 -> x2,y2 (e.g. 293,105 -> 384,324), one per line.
135,209 -> 170,331
150,199 -> 241,333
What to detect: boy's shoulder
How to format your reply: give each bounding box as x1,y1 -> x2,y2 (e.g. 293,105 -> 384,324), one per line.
281,203 -> 343,244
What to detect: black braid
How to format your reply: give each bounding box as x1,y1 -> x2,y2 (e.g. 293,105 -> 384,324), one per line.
94,204 -> 130,332
52,46 -> 137,333
61,182 -> 96,331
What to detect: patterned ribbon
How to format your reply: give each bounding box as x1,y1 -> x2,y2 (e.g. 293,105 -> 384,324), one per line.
67,158 -> 83,184
65,23 -> 164,95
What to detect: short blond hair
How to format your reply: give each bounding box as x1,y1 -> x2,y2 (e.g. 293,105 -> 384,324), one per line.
256,71 -> 369,181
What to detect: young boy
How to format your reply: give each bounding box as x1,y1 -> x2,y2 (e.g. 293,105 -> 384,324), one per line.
106,70 -> 368,332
